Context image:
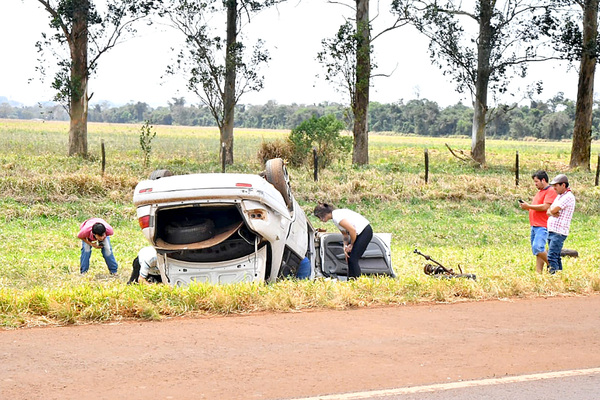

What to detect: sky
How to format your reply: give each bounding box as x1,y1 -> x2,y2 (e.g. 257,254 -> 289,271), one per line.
0,0 -> 588,109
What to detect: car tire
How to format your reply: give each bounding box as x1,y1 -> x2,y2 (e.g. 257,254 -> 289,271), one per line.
265,158 -> 293,210
163,218 -> 215,244
149,169 -> 173,180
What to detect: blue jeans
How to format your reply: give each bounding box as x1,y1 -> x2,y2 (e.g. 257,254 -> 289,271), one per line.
530,226 -> 548,255
296,257 -> 311,279
80,236 -> 119,274
547,232 -> 567,274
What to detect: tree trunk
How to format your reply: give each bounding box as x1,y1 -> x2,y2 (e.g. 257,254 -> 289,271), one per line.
222,0 -> 237,166
68,0 -> 90,157
471,0 -> 493,165
352,0 -> 370,165
569,0 -> 598,170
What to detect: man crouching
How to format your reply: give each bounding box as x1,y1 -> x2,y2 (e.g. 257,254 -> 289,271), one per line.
128,246 -> 163,284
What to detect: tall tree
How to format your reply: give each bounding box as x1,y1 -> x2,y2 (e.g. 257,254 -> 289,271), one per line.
392,0 -> 556,165
354,0 -> 370,165
164,0 -> 274,165
546,0 -> 599,170
35,0 -> 157,157
571,0 -> 598,170
318,1 -> 406,165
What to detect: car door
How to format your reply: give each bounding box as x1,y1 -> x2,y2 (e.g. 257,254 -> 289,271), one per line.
316,232 -> 394,280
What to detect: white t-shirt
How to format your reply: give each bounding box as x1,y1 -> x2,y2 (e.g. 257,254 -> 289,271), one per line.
331,209 -> 370,236
138,246 -> 160,278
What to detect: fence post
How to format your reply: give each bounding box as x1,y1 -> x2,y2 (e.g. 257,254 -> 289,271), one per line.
101,140 -> 106,177
313,148 -> 318,182
424,148 -> 429,184
515,151 -> 519,186
221,142 -> 226,173
595,154 -> 600,186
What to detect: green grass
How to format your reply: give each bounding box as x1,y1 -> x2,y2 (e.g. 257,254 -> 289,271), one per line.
1,119 -> 599,328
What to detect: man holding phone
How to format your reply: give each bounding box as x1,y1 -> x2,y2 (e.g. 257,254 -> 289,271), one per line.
77,217 -> 119,275
519,171 -> 557,273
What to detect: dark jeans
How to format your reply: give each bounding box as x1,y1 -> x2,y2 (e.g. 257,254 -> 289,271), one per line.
547,232 -> 567,274
127,256 -> 162,284
348,225 -> 373,279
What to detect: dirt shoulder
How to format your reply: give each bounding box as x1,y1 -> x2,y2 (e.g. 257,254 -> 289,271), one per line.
2,295 -> 600,400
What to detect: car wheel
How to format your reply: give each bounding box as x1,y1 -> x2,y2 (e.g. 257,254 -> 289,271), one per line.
149,169 -> 173,180
265,158 -> 293,210
163,218 -> 215,244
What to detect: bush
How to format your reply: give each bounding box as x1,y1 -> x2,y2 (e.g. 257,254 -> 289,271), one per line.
288,114 -> 351,167
139,120 -> 156,168
257,138 -> 295,166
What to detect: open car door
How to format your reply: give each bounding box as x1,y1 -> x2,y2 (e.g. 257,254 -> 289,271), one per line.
316,232 -> 394,280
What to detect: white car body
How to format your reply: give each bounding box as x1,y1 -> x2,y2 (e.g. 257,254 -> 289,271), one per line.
133,162 -> 394,286
133,171 -> 315,285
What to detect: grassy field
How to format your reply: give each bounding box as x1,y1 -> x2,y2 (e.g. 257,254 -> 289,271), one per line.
1,119 -> 599,328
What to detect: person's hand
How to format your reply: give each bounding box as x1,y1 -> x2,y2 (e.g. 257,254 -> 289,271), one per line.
92,242 -> 102,249
519,202 -> 528,210
344,243 -> 353,255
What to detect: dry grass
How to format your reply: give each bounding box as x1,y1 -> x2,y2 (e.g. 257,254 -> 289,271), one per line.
1,119 -> 599,328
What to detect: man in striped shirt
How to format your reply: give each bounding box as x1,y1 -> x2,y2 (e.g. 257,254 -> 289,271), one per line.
546,174 -> 576,274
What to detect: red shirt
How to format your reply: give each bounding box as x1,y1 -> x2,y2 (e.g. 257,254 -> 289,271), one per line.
529,186 -> 557,227
77,218 -> 114,241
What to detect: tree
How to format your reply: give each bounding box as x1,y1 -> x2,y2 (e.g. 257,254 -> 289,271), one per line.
318,1 -> 406,165
354,0 -> 371,165
288,114 -> 351,167
35,0 -> 157,157
541,111 -> 573,139
164,0 -> 274,165
392,0 -> 556,165
546,0 -> 599,170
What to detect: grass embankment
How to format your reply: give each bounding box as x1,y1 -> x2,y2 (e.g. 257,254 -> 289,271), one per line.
1,119 -> 599,328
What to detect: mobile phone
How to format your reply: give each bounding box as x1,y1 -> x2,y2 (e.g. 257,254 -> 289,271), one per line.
518,199 -> 524,204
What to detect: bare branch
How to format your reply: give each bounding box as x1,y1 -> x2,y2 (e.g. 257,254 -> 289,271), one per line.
445,143 -> 482,166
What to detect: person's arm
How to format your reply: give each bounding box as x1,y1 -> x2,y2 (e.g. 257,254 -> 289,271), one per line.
338,219 -> 357,255
138,259 -> 151,284
521,202 -> 551,212
548,203 -> 561,217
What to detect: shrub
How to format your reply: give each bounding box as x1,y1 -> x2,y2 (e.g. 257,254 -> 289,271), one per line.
288,114 -> 351,167
139,120 -> 157,168
257,138 -> 294,165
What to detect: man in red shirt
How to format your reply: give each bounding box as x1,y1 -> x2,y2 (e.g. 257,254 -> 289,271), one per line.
519,171 -> 557,273
77,217 -> 119,275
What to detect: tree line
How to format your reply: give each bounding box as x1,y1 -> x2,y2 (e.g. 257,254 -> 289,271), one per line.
4,94 -> 598,141
18,1 -> 600,169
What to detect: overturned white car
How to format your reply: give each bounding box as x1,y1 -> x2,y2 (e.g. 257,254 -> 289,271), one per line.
133,159 -> 394,286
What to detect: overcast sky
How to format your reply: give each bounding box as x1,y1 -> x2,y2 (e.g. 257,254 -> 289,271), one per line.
0,0 -> 588,109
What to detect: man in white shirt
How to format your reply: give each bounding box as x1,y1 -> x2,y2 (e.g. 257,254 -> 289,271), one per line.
546,174 -> 576,274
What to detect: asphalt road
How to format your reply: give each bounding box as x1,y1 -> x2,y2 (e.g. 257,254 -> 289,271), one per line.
289,368 -> 600,399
